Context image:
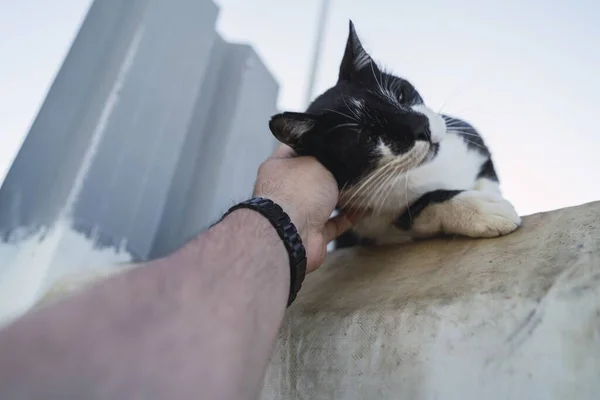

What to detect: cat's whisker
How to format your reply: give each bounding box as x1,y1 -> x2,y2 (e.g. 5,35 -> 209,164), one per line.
369,154 -> 418,215
361,165 -> 400,217
437,64 -> 481,113
446,127 -> 489,149
387,165 -> 410,212
341,96 -> 362,121
370,62 -> 380,87
369,61 -> 397,107
448,131 -> 481,139
352,168 -> 395,218
324,123 -> 359,134
446,131 -> 479,137
376,157 -> 417,215
356,162 -> 404,209
444,122 -> 470,129
446,128 -> 484,137
404,171 -> 411,220
445,125 -> 467,131
323,108 -> 359,122
338,181 -> 349,196
340,162 -> 396,209
446,126 -> 476,132
346,154 -> 415,214
458,137 -> 486,149
445,126 -> 469,132
446,128 -> 482,136
347,171 -> 389,210
336,181 -> 350,208
374,165 -> 405,215
369,164 -> 399,205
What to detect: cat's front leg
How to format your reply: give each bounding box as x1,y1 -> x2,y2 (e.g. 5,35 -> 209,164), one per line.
395,188 -> 521,238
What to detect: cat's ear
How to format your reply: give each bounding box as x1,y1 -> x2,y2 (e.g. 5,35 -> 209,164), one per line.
269,112 -> 318,150
339,20 -> 378,82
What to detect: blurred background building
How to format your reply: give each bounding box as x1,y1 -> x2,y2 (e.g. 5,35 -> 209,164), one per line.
0,0 -> 279,259
0,0 -> 281,322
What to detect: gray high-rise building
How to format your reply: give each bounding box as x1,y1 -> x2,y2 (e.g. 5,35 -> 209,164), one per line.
0,0 -> 280,266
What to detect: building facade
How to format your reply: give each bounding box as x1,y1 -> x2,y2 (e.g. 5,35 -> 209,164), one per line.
0,0 -> 279,259
0,0 -> 280,321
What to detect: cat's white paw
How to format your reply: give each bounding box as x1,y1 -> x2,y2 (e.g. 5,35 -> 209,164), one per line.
412,191 -> 521,238
450,191 -> 522,237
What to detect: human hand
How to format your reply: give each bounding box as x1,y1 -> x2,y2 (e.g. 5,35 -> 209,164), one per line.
253,144 -> 354,272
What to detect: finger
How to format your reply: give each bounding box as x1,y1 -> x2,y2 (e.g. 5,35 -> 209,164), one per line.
272,143 -> 296,159
342,207 -> 364,224
323,213 -> 355,243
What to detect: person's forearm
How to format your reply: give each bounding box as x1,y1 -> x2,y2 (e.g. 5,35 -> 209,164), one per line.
0,209 -> 289,400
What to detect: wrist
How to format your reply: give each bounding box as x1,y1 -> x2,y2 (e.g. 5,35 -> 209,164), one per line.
218,197 -> 308,306
216,208 -> 287,259
190,208 -> 290,302
251,193 -> 309,243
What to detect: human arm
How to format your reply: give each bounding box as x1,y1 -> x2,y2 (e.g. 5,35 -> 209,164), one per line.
0,145 -> 353,400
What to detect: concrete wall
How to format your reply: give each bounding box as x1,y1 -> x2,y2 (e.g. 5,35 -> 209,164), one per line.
0,0 -> 279,261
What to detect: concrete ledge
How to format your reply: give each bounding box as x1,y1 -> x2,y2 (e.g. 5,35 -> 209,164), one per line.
24,202 -> 600,399
262,201 -> 600,399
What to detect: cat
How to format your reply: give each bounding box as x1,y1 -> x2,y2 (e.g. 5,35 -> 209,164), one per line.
268,20 -> 521,248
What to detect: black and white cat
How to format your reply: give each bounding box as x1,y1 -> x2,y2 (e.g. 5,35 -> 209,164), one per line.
269,21 -> 521,247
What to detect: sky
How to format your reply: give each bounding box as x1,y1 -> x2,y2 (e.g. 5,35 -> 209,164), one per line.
0,0 -> 599,216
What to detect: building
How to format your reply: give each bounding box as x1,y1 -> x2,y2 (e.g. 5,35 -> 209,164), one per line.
0,0 -> 279,322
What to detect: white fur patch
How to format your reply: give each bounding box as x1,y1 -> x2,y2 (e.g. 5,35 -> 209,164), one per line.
375,133 -> 487,213
350,98 -> 364,109
376,139 -> 394,160
473,177 -> 503,195
411,189 -> 521,238
349,131 -> 518,244
411,104 -> 447,143
341,141 -> 430,212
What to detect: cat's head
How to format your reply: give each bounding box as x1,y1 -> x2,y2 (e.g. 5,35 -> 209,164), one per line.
269,21 -> 447,210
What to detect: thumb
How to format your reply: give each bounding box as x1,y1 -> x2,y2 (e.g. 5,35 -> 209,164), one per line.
323,213 -> 354,243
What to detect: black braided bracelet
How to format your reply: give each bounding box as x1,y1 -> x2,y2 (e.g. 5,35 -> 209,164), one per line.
221,197 -> 307,307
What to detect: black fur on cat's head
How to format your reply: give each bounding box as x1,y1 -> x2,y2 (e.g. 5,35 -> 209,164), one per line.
269,20 -> 447,200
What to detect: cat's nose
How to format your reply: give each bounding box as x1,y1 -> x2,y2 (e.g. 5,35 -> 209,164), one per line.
405,114 -> 431,142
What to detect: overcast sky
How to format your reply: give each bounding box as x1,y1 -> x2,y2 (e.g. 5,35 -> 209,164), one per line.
1,0 -> 598,216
